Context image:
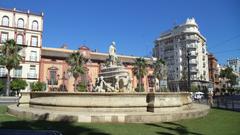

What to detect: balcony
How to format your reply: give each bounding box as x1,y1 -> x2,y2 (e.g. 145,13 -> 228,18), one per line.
189,59 -> 197,65
189,51 -> 197,57
29,56 -> 37,61
185,36 -> 199,41
187,44 -> 197,49
190,67 -> 198,74
27,73 -> 37,78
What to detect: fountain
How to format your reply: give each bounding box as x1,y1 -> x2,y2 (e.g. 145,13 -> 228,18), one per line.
7,42 -> 210,123
94,42 -> 132,92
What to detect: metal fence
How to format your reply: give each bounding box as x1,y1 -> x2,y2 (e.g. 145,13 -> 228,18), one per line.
212,95 -> 240,112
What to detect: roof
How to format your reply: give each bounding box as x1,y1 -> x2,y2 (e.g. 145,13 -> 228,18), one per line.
0,7 -> 43,17
41,47 -> 154,64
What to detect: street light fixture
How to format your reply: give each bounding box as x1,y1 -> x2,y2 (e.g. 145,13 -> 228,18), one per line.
187,50 -> 191,91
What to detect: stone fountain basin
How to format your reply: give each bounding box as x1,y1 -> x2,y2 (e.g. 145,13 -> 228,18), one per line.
8,92 -> 209,123
28,92 -> 192,112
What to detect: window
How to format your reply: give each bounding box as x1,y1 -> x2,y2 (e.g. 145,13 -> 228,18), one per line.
14,66 -> 22,78
31,36 -> 38,46
202,56 -> 205,61
2,16 -> 9,26
32,20 -> 38,30
0,66 -> 6,77
49,70 -> 58,85
1,32 -> 8,43
202,48 -> 205,53
17,18 -> 24,28
203,63 -> 206,68
30,51 -> 37,61
16,35 -> 23,44
28,65 -> 36,78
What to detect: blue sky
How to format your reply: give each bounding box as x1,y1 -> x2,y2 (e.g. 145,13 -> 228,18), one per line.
0,0 -> 239,64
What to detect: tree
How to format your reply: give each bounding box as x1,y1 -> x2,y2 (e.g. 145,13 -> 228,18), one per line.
0,80 -> 4,93
10,79 -> 27,95
220,67 -> 237,87
0,39 -> 22,96
67,51 -> 87,92
190,85 -> 199,92
153,58 -> 165,81
133,57 -> 147,92
30,81 -> 46,91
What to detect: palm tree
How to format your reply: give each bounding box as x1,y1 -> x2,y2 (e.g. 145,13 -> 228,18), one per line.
0,39 -> 22,96
67,51 -> 86,92
133,57 -> 147,92
153,59 -> 165,91
153,58 -> 165,81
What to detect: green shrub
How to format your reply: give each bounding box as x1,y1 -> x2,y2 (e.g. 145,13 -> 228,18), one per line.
190,85 -> 199,92
77,82 -> 87,92
30,81 -> 46,91
135,84 -> 145,92
10,79 -> 27,92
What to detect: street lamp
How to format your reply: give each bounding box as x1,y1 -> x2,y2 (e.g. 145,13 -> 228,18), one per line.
187,50 -> 191,91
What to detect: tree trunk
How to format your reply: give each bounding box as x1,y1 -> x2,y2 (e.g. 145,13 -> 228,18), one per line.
74,78 -> 77,92
139,77 -> 142,92
6,69 -> 10,96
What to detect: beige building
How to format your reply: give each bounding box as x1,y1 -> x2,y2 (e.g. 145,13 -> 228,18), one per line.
0,7 -> 43,92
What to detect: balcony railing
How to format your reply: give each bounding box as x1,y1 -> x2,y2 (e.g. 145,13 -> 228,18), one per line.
189,51 -> 197,57
190,68 -> 198,73
29,56 -> 37,61
189,59 -> 197,65
185,36 -> 199,41
187,44 -> 197,49
27,73 -> 37,78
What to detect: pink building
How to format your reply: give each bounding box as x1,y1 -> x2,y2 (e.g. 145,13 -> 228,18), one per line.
40,46 -> 155,92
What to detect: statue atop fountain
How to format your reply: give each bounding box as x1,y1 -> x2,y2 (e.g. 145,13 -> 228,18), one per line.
94,42 -> 132,92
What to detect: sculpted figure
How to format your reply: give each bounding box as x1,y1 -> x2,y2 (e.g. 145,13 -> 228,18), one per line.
94,76 -> 105,92
108,41 -> 118,66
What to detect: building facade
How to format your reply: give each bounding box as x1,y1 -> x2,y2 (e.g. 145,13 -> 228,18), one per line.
0,8 -> 43,92
227,58 -> 240,73
153,18 -> 209,91
40,46 -> 155,92
208,53 -> 220,91
227,58 -> 240,89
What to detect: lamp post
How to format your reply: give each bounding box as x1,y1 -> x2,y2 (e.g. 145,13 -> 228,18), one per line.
187,50 -> 191,91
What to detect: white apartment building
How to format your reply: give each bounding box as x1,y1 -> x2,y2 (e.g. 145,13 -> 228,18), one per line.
227,58 -> 240,73
153,18 -> 209,91
0,7 -> 43,92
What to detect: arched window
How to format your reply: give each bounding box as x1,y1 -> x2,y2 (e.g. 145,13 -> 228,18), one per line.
32,20 -> 38,30
2,16 -> 9,26
16,35 -> 23,44
17,18 -> 24,28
